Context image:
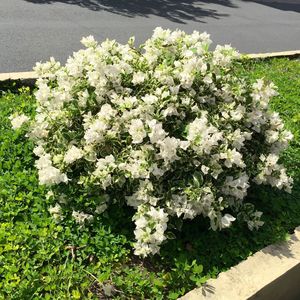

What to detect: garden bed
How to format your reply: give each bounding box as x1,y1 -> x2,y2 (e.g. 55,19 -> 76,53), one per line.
0,57 -> 299,299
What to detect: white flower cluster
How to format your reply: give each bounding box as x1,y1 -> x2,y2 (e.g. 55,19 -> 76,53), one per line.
64,146 -> 84,164
17,28 -> 293,256
9,114 -> 29,129
35,152 -> 68,185
133,205 -> 168,257
254,154 -> 293,193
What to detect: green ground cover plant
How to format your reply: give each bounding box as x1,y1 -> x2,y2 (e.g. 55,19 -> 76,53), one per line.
0,57 -> 299,299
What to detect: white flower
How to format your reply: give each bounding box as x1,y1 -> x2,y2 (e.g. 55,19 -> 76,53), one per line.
81,35 -> 97,48
265,130 -> 279,144
126,180 -> 159,208
78,89 -> 89,108
228,129 -> 250,150
38,166 -> 68,185
230,104 -> 246,121
34,57 -> 60,78
142,94 -> 158,105
49,203 -> 61,215
64,146 -> 84,164
281,130 -> 293,143
133,205 -> 168,257
34,81 -> 51,105
10,114 -> 29,129
162,105 -> 179,117
220,149 -> 246,168
187,115 -> 222,154
221,214 -> 236,228
166,194 -> 196,219
248,211 -> 264,230
203,74 -> 213,84
157,137 -> 181,163
49,203 -> 63,220
222,173 -> 250,199
147,120 -> 167,144
93,155 -> 116,189
152,26 -> 167,39
33,145 -> 45,157
132,72 -> 147,85
72,211 -> 93,224
36,154 -> 68,185
128,119 -> 146,144
201,165 -> 210,175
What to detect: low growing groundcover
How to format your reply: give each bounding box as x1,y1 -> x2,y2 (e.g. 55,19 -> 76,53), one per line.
0,57 -> 299,299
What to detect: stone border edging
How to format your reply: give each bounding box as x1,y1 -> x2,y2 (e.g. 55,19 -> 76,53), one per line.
180,226 -> 300,300
0,50 -> 299,83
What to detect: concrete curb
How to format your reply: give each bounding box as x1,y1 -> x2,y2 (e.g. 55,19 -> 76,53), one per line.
180,226 -> 300,300
0,71 -> 38,88
0,50 -> 299,83
247,50 -> 300,59
0,71 -> 37,82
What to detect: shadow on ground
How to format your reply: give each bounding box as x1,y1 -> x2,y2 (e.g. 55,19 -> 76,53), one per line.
22,0 -> 237,23
243,0 -> 300,13
23,0 -> 300,23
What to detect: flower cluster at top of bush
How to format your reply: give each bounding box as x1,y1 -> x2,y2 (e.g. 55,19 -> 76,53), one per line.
11,28 -> 293,257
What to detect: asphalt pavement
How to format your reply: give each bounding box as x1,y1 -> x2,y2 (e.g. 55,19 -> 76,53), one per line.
0,0 -> 299,72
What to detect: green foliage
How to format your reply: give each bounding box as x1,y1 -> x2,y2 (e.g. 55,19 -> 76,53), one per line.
0,58 -> 300,299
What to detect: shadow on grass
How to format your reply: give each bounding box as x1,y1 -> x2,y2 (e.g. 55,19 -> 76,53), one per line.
0,79 -> 33,94
98,174 -> 300,298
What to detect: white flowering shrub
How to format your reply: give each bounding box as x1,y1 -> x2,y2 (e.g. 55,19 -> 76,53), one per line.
12,28 -> 293,257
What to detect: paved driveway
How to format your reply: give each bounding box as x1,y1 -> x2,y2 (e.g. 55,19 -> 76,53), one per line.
0,0 -> 299,72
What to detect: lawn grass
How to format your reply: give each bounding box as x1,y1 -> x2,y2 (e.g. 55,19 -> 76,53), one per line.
0,58 -> 299,299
